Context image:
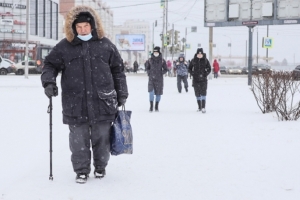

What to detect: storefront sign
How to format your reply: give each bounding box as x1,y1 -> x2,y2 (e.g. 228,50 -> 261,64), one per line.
14,20 -> 26,25
0,19 -> 13,25
0,28 -> 25,34
0,3 -> 26,9
12,43 -> 36,48
12,29 -> 25,34
0,28 -> 11,33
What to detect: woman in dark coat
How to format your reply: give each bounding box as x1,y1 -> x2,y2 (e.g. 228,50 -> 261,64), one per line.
145,46 -> 168,112
189,48 -> 211,113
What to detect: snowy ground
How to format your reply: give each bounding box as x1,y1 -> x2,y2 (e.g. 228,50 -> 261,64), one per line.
0,74 -> 299,200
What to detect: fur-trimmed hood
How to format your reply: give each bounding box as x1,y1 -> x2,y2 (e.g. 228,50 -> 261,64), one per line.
64,5 -> 105,42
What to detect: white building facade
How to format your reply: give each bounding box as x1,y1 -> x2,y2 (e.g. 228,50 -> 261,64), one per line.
113,20 -> 151,67
0,0 -> 63,62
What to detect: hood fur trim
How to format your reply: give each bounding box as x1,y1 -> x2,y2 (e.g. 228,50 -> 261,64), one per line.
64,5 -> 105,42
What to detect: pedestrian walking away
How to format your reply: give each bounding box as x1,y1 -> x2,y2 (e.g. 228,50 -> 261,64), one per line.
133,60 -> 139,73
145,46 -> 168,112
174,54 -> 189,93
189,48 -> 211,113
213,59 -> 220,78
41,5 -> 128,184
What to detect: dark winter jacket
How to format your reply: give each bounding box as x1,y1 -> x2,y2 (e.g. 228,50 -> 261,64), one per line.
41,5 -> 128,125
175,56 -> 188,76
189,53 -> 211,97
133,61 -> 139,72
189,53 -> 211,82
145,54 -> 168,95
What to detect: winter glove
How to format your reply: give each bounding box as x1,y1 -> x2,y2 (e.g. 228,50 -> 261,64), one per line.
117,97 -> 126,107
44,84 -> 58,98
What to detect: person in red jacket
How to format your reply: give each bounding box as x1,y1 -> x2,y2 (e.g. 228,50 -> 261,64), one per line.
213,59 -> 220,78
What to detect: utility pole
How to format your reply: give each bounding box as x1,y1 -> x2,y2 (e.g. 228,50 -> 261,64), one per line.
208,27 -> 213,80
266,25 -> 269,63
248,26 -> 254,86
152,22 -> 154,53
165,0 -> 168,60
162,1 -> 165,56
184,27 -> 187,56
246,40 -> 248,67
256,27 -> 258,64
25,0 -> 29,79
172,24 -> 174,61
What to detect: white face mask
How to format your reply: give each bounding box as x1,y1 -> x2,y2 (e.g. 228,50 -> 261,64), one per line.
77,33 -> 92,41
197,54 -> 203,58
154,53 -> 159,57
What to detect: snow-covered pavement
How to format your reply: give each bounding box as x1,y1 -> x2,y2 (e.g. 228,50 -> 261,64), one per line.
0,74 -> 299,200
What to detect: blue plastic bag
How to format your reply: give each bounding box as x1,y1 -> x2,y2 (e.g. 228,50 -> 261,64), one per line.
110,107 -> 133,155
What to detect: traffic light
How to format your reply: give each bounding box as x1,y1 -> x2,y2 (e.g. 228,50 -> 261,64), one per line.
166,35 -> 170,45
174,30 -> 180,45
166,30 -> 172,45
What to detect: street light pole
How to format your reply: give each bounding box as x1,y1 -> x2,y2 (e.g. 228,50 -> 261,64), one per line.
223,35 -> 231,61
25,0 -> 29,79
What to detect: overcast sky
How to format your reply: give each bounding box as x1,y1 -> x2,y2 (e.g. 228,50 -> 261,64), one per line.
104,0 -> 300,65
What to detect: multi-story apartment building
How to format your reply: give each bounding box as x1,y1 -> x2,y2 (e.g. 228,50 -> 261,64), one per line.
60,0 -> 114,41
0,0 -> 63,63
113,20 -> 151,67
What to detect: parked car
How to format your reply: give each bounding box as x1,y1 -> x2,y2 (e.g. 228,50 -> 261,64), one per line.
252,64 -> 272,74
228,66 -> 242,74
15,60 -> 38,75
292,65 -> 300,80
0,56 -> 16,75
241,67 -> 249,74
3,59 -> 16,73
219,66 -> 228,74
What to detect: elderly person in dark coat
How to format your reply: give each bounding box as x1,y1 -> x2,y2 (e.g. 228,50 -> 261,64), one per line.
189,48 -> 211,113
145,46 -> 168,112
41,5 -> 128,184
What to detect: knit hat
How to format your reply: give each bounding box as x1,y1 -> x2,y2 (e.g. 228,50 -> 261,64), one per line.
196,48 -> 203,54
73,12 -> 92,25
153,46 -> 161,53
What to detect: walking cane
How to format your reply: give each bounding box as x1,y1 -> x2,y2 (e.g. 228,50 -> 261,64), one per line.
47,97 -> 53,181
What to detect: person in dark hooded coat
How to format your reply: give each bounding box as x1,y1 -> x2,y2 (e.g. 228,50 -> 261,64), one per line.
133,61 -> 139,73
188,48 -> 211,113
174,54 -> 189,93
41,5 -> 128,183
145,46 -> 168,112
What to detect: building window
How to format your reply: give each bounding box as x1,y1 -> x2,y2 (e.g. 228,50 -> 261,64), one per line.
52,2 -> 58,40
38,0 -> 45,37
30,0 -> 37,35
45,0 -> 51,39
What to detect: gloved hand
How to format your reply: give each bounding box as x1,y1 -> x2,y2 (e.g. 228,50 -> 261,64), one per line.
117,97 -> 126,107
44,84 -> 58,98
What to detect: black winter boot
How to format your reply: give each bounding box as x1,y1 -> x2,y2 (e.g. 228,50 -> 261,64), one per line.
155,102 -> 159,112
149,101 -> 153,112
197,100 -> 201,112
201,100 -> 206,113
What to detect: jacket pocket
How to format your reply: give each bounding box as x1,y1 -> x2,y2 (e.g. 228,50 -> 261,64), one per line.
62,90 -> 83,117
97,90 -> 118,114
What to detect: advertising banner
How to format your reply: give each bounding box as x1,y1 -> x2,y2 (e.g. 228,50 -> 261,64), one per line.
116,34 -> 145,51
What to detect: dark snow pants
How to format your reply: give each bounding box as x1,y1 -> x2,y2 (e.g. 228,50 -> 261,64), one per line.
69,122 -> 111,174
177,75 -> 188,92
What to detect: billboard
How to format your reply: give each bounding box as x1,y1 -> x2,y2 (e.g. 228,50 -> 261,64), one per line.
115,34 -> 145,51
204,0 -> 300,27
